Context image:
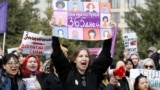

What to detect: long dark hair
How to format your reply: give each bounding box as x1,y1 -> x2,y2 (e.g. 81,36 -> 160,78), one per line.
2,53 -> 21,77
134,74 -> 151,90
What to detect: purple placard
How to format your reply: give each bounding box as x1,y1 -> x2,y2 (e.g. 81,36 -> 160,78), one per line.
68,12 -> 100,28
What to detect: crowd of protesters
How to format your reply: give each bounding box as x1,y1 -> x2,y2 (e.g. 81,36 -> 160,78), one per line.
0,37 -> 159,90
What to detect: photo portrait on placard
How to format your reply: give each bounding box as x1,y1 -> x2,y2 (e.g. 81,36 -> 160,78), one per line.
84,2 -> 99,13
100,13 -> 111,28
68,28 -> 83,40
53,0 -> 68,11
54,11 -> 68,27
83,28 -> 100,40
100,28 -> 112,40
100,2 -> 111,14
68,1 -> 83,12
54,27 -> 68,38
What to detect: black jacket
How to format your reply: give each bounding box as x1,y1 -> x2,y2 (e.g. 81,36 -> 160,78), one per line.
51,36 -> 112,90
106,84 -> 122,90
42,73 -> 63,90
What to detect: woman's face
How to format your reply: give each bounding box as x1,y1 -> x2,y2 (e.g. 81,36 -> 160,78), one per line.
131,54 -> 139,66
125,61 -> 133,72
89,4 -> 93,9
144,61 -> 154,70
116,61 -> 125,68
74,50 -> 90,74
123,50 -> 129,58
89,32 -> 95,39
138,77 -> 149,90
26,57 -> 38,72
3,57 -> 20,77
58,4 -> 63,9
19,54 -> 24,65
104,18 -> 108,22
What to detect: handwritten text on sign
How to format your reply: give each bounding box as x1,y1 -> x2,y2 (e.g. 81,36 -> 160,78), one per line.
20,31 -> 52,55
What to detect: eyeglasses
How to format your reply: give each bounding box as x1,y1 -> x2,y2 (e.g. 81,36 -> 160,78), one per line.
7,62 -> 19,66
144,65 -> 153,69
81,76 -> 86,88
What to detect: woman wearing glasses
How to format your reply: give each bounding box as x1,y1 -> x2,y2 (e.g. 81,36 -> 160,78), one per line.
51,36 -> 112,90
138,58 -> 156,70
0,53 -> 26,90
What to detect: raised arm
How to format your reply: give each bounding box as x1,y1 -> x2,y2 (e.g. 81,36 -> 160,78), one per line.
91,38 -> 113,83
51,36 -> 71,81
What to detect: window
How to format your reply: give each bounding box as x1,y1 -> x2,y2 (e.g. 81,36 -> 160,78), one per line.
109,0 -> 120,9
141,0 -> 146,4
125,0 -> 136,8
111,12 -> 120,23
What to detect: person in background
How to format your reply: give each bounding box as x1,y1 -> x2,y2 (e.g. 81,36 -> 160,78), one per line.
51,36 -> 112,90
134,74 -> 155,90
21,54 -> 48,90
0,53 -> 26,90
42,43 -> 68,90
156,54 -> 160,70
106,60 -> 133,90
119,49 -> 130,62
147,46 -> 157,58
128,52 -> 140,68
42,60 -> 63,90
125,59 -> 134,77
138,58 -> 156,70
150,49 -> 160,70
99,70 -> 109,90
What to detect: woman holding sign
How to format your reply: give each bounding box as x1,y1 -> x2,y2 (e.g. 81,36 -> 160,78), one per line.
0,53 -> 26,90
51,36 -> 112,90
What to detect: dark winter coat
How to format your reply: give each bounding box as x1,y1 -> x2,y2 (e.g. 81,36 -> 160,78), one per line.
42,73 -> 63,90
51,36 -> 112,90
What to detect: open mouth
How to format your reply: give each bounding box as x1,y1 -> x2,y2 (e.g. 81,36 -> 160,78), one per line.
81,62 -> 87,65
11,68 -> 17,72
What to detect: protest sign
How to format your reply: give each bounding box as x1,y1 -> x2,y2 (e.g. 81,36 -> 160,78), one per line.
20,31 -> 52,55
7,47 -> 18,53
52,0 -> 117,41
130,69 -> 160,89
23,78 -> 37,90
123,33 -> 137,52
